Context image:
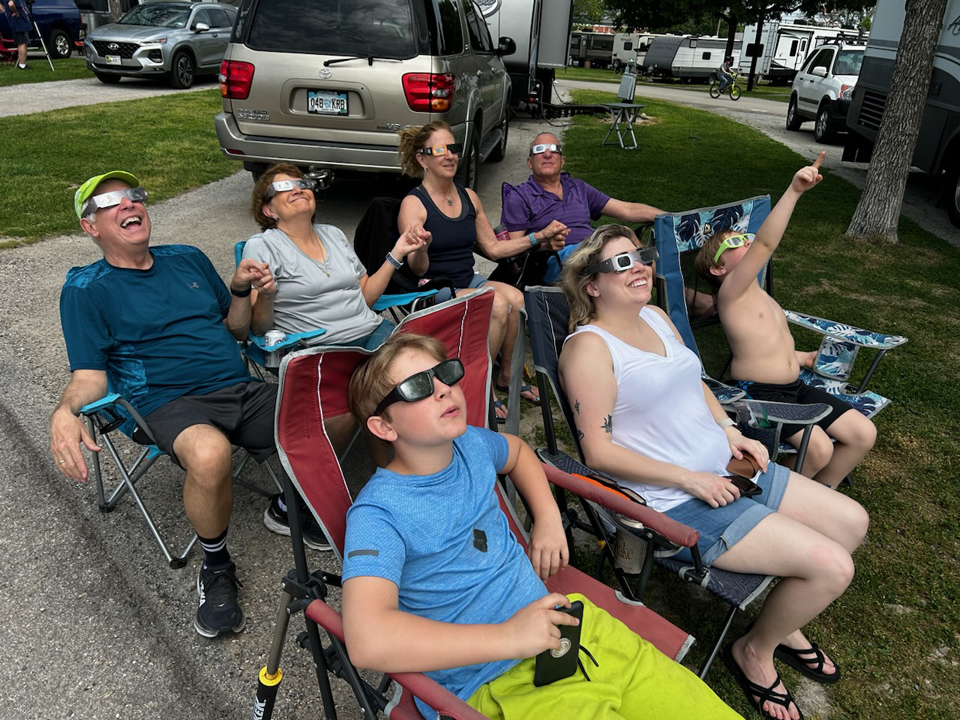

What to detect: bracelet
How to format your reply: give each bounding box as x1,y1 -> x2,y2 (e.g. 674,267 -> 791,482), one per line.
717,417 -> 736,429
230,285 -> 252,298
385,252 -> 403,270
528,232 -> 539,247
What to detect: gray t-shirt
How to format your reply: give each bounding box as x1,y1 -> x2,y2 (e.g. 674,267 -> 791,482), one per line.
242,224 -> 381,345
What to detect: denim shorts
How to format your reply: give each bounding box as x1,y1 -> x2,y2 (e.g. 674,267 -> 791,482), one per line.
356,318 -> 395,351
663,462 -> 790,566
433,273 -> 488,303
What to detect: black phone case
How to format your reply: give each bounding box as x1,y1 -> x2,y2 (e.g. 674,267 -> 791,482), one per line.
533,600 -> 584,687
726,474 -> 762,498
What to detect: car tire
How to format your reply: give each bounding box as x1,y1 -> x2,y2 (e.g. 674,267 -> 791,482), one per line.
814,104 -> 836,143
170,51 -> 195,89
94,72 -> 121,84
456,125 -> 481,190
786,95 -> 803,131
48,28 -> 71,59
488,111 -> 509,163
946,158 -> 960,228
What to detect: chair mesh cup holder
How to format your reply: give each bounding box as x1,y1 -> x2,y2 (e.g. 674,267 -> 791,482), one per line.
613,526 -> 647,575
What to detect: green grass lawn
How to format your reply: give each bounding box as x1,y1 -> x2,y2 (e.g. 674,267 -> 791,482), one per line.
551,87 -> 960,719
0,56 -> 92,86
0,89 -> 235,245
557,65 -> 792,102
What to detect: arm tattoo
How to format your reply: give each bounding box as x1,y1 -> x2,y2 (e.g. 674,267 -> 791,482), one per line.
602,415 -> 613,434
574,399 -> 580,414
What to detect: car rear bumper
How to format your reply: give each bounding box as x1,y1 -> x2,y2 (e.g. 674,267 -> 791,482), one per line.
214,111 -> 467,174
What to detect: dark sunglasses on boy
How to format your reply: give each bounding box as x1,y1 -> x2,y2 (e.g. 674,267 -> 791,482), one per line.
582,247 -> 659,277
374,358 -> 465,416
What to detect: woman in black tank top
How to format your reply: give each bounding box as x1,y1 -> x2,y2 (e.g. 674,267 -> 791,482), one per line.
397,121 -> 545,417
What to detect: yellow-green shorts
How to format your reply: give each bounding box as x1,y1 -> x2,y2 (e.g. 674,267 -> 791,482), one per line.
467,594 -> 741,720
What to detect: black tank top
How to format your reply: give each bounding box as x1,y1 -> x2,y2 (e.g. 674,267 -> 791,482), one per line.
411,184 -> 478,288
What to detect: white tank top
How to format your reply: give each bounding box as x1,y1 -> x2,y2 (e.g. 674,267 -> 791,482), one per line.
566,307 -> 731,512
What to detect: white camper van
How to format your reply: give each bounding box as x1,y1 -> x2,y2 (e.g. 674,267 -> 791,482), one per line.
740,21 -> 863,84
672,35 -> 737,82
843,0 -> 960,227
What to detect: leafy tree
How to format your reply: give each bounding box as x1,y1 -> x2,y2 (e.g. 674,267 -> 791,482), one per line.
573,0 -> 607,26
845,0 -> 949,243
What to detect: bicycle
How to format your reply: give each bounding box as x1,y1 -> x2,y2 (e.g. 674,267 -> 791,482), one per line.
709,71 -> 741,101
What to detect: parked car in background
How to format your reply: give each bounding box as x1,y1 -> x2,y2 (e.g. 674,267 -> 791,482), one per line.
786,38 -> 865,142
84,0 -> 236,88
0,0 -> 83,58
215,0 -> 513,188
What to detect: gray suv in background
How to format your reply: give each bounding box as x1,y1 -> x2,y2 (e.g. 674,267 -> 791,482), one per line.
215,0 -> 514,187
84,1 -> 237,88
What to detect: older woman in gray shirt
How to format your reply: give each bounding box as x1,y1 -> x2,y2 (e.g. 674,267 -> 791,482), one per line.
243,163 -> 429,350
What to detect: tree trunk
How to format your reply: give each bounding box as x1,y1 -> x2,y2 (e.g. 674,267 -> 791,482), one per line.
844,0 -> 948,243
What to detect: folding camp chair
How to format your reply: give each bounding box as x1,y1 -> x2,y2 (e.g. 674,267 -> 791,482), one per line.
652,195 -> 908,420
253,289 -> 696,719
523,285 -> 821,678
353,197 -> 454,321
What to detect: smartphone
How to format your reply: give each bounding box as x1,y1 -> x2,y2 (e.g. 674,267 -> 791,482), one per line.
533,600 -> 584,687
726,474 -> 762,498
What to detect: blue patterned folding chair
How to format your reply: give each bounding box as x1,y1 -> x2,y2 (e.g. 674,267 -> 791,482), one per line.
652,196 -> 908,423
523,285 -> 787,678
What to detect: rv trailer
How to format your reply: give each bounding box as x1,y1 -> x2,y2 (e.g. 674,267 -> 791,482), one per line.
642,35 -> 685,79
843,0 -> 960,227
480,0 -> 574,105
672,35 -> 738,82
740,21 -> 864,83
570,30 -> 615,68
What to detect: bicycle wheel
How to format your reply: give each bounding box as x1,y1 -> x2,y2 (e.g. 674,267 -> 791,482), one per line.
709,82 -> 721,99
730,84 -> 742,101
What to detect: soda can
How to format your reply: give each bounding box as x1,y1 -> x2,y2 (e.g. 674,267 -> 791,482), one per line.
264,329 -> 286,347
263,329 -> 287,369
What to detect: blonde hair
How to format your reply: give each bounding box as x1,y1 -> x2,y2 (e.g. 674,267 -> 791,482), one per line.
348,333 -> 448,429
396,121 -> 453,178
250,163 -> 305,231
560,224 -> 640,332
694,228 -> 740,290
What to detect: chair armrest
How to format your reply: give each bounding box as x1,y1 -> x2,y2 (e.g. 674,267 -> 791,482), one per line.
730,399 -> 831,430
372,289 -> 438,312
541,463 -> 699,549
784,310 -> 908,350
703,375 -> 745,404
306,599 -> 488,720
79,393 -> 122,415
249,328 -> 326,351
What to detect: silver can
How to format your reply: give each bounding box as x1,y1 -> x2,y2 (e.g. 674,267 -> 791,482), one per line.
263,329 -> 287,368
264,329 -> 287,347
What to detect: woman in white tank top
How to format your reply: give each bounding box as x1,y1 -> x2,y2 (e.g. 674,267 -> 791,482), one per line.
558,225 -> 870,720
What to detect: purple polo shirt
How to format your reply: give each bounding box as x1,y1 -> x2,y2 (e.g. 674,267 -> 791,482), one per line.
501,173 -> 611,247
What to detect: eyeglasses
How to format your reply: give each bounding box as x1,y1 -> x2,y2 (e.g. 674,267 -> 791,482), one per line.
374,358 -> 465,416
712,233 -> 754,263
417,143 -> 463,157
82,187 -> 148,216
265,178 -> 317,200
582,247 -> 658,276
529,143 -> 563,156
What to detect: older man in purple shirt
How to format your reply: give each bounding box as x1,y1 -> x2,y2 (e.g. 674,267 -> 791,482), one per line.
500,132 -> 664,281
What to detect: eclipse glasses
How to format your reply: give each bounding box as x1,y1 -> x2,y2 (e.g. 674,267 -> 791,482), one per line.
529,143 -> 562,156
712,233 -> 755,263
82,187 -> 148,217
417,143 -> 463,157
265,178 -> 318,200
374,358 -> 465,416
582,247 -> 659,277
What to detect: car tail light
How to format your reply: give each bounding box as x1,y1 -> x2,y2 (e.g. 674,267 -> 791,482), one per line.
220,60 -> 255,100
402,73 -> 455,112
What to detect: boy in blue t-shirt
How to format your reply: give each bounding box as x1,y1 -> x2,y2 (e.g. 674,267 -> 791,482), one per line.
343,333 -> 740,719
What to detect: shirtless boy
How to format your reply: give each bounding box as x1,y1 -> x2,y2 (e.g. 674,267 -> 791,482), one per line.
695,154 -> 876,488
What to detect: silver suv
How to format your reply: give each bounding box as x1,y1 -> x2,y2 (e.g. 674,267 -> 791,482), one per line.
786,39 -> 864,143
215,0 -> 513,187
85,1 -> 237,88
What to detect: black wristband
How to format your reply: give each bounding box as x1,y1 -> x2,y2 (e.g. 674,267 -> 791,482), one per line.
230,285 -> 252,298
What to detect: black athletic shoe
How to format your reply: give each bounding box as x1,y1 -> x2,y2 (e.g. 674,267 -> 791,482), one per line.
264,493 -> 332,551
195,562 -> 245,638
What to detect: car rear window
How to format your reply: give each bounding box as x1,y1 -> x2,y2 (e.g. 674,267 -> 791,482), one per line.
246,0 -> 418,58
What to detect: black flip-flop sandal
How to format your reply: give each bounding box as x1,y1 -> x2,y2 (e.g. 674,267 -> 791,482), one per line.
723,644 -> 804,720
774,642 -> 841,685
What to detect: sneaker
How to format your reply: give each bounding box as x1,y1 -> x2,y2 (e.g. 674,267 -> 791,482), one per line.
264,493 -> 332,551
195,562 -> 246,638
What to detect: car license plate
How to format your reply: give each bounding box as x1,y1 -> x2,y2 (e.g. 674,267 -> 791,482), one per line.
105,55 -> 121,65
308,90 -> 348,115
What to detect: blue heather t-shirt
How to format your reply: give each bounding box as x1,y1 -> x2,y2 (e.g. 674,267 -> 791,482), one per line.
342,426 -> 548,716
60,245 -> 253,417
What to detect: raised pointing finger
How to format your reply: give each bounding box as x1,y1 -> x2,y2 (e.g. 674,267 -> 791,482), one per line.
812,151 -> 825,169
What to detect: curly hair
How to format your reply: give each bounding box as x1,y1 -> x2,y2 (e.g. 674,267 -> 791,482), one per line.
250,163 -> 305,231
694,228 -> 740,290
560,224 -> 641,332
348,332 -> 448,430
396,121 -> 453,178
